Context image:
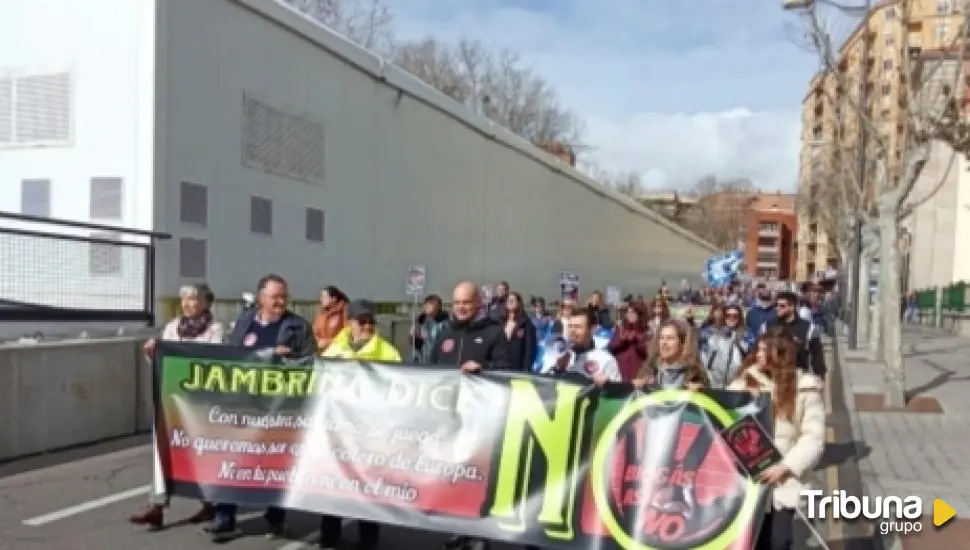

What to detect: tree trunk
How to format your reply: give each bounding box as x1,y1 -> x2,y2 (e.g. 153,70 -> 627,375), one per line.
868,286 -> 882,361
877,197 -> 906,408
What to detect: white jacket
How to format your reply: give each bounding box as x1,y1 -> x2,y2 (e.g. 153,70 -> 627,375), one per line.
540,347 -> 622,382
728,367 -> 826,510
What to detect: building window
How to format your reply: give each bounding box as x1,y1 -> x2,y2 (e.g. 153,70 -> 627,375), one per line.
89,177 -> 122,220
20,179 -> 50,217
885,35 -> 894,47
938,0 -> 954,13
89,232 -> 122,275
882,83 -> 892,95
250,196 -> 273,235
242,92 -> 326,184
886,7 -> 895,19
0,70 -> 73,148
759,222 -> 780,233
179,237 -> 207,278
305,207 -> 325,242
179,181 -> 208,226
936,21 -> 949,44
883,59 -> 893,71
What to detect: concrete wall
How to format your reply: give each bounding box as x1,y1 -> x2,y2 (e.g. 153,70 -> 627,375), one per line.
0,338 -> 146,461
153,0 -> 716,304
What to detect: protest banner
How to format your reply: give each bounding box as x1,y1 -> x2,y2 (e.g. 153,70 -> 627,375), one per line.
154,343 -> 770,550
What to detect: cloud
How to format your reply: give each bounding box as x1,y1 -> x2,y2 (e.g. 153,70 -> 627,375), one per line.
389,0 -> 836,191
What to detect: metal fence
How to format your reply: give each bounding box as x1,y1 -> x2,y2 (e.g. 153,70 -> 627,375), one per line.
0,211 -> 171,324
915,282 -> 970,312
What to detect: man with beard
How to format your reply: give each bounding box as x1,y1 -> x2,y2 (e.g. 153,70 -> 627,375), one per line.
432,281 -> 513,550
746,282 -> 777,335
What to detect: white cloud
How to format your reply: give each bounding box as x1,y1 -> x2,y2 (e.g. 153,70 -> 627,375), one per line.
389,0 -> 839,191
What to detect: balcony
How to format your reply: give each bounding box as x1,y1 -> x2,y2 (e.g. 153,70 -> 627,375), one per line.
758,245 -> 779,254
757,258 -> 780,269
758,225 -> 781,237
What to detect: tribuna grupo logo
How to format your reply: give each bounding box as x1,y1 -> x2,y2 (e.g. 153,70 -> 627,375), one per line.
802,490 -> 922,535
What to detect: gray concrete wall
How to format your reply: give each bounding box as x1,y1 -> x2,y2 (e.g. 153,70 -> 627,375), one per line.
0,318 -> 414,461
153,0 -> 717,304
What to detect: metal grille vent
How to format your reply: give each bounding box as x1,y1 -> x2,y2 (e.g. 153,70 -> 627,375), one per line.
90,177 -> 123,220
179,181 -> 208,226
179,238 -> 207,278
21,179 -> 51,217
250,196 -> 273,235
242,92 -> 325,184
305,207 -> 325,242
14,72 -> 72,144
0,77 -> 12,144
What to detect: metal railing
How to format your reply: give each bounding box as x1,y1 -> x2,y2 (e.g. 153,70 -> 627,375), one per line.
915,282 -> 970,313
0,211 -> 171,324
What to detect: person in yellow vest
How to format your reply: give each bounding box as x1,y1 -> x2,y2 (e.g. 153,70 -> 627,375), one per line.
318,299 -> 400,549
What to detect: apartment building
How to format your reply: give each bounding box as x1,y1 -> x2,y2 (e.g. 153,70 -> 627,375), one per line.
743,194 -> 797,281
796,0 -> 965,282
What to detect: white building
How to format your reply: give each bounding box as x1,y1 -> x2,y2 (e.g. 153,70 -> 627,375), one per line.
0,0 -> 717,311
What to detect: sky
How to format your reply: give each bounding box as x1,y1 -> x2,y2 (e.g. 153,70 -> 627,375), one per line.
390,0 -> 862,192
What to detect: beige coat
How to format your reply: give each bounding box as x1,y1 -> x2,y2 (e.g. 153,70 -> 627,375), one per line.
160,318 -> 225,343
728,367 -> 826,510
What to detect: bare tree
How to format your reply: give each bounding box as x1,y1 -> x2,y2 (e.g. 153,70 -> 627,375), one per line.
798,0 -> 970,407
582,162 -> 645,197
686,176 -> 756,250
392,38 -> 586,145
280,0 -> 394,52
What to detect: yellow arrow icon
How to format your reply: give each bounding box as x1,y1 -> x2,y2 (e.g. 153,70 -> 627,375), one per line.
934,499 -> 956,527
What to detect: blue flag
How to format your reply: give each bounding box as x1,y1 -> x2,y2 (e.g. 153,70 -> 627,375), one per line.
703,249 -> 743,287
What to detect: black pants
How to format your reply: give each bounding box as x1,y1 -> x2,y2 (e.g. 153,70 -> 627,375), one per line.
755,509 -> 795,550
319,515 -> 380,547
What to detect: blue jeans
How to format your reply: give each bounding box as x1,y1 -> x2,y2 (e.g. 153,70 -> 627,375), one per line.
213,504 -> 285,525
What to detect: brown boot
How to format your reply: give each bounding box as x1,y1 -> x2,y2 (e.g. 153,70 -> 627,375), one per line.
186,502 -> 214,524
128,504 -> 163,530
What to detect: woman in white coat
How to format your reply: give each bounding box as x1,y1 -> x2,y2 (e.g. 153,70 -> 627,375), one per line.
729,328 -> 825,550
129,283 -> 224,531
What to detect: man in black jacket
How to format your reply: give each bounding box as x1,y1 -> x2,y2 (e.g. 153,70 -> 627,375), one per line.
431,281 -> 511,372
767,291 -> 827,379
206,273 -> 315,541
433,281 -> 511,550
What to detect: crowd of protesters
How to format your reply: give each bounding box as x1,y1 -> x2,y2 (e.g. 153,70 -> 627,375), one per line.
131,274 -> 831,550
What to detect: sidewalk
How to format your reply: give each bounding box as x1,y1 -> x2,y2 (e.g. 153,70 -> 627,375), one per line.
839,326 -> 970,549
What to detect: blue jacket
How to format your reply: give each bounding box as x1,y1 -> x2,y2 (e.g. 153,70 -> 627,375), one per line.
745,303 -> 777,336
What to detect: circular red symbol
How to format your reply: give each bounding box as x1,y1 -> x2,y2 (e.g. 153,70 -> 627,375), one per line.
441,338 -> 455,353
516,328 -> 525,338
242,333 -> 257,347
584,360 -> 599,374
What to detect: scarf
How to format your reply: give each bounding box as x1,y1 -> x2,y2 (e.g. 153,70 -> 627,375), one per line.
177,310 -> 214,340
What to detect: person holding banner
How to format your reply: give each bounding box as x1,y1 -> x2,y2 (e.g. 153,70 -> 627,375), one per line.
318,299 -> 401,549
633,319 -> 707,390
207,274 -> 315,541
129,283 -> 224,531
729,331 -> 825,550
538,308 -> 621,384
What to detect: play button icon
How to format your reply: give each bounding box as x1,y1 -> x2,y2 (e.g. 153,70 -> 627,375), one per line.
934,498 -> 956,527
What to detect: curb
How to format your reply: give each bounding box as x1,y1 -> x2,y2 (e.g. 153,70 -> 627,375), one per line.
833,322 -> 899,550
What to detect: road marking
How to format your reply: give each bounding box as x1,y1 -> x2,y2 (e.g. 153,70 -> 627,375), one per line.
275,519 -> 352,550
23,485 -> 150,526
